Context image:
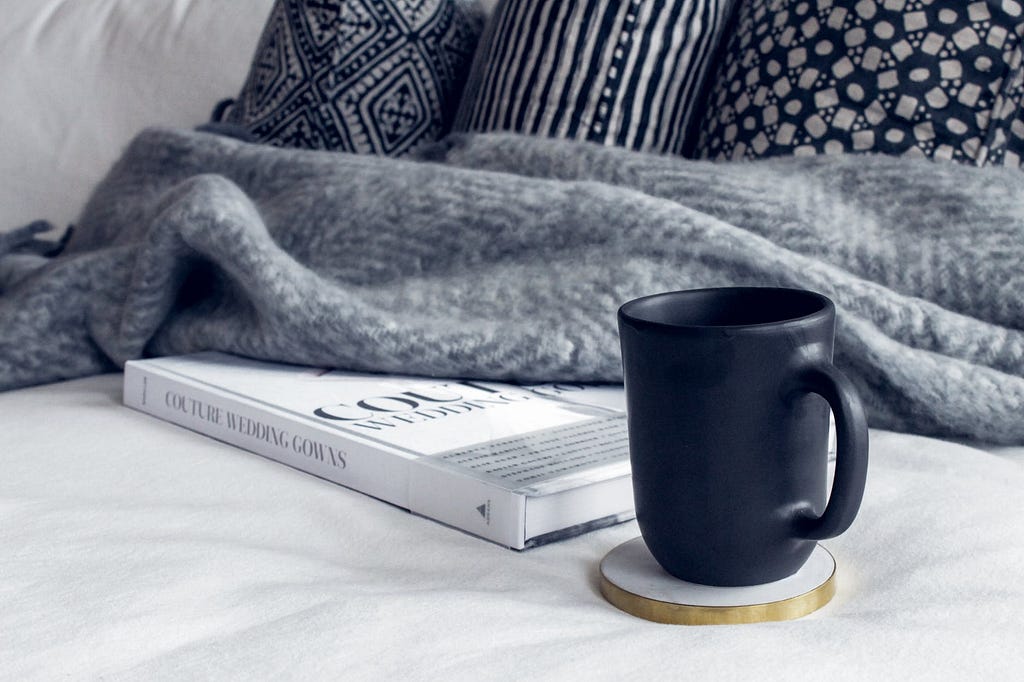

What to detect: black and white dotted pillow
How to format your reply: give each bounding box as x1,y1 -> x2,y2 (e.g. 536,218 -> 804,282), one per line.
454,0 -> 733,155
222,0 -> 482,156
696,0 -> 1024,166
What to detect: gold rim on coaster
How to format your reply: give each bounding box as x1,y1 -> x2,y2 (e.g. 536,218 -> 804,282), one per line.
599,538 -> 836,625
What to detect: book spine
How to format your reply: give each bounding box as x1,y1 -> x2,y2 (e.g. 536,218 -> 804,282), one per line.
122,363 -> 528,549
123,362 -> 407,507
409,462 -> 526,550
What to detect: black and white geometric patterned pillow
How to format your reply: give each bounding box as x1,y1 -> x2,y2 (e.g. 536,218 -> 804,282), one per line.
224,0 -> 482,156
696,0 -> 1024,166
454,0 -> 733,155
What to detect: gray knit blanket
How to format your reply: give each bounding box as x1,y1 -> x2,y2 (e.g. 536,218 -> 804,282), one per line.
2,127 -> 1023,443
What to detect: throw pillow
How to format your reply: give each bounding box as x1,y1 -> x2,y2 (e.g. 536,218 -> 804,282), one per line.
453,0 -> 734,155
695,0 -> 1024,166
222,0 -> 483,156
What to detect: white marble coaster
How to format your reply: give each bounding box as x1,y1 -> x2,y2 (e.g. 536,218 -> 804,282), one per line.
600,537 -> 836,625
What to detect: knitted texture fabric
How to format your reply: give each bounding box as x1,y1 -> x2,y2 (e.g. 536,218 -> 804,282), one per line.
2,127 -> 1023,443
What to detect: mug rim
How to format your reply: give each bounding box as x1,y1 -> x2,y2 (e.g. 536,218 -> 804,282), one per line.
618,287 -> 834,333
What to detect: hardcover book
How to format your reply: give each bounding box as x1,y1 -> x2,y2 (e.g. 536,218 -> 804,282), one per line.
123,352 -> 634,549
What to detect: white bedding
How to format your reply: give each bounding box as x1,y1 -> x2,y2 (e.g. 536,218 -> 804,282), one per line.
3,375 -> 1024,680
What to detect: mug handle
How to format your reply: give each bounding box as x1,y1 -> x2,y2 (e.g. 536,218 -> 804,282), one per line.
792,363 -> 869,540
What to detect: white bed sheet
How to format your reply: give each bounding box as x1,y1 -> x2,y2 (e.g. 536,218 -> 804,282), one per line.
3,374 -> 1024,681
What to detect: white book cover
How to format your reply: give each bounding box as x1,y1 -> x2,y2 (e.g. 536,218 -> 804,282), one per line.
123,352 -> 634,549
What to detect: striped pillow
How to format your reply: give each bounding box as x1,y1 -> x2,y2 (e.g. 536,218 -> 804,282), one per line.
454,0 -> 732,155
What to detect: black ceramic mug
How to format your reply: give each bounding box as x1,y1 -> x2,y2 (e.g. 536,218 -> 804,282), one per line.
618,287 -> 868,586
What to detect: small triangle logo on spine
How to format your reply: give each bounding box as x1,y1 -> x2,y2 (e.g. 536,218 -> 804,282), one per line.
476,501 -> 490,525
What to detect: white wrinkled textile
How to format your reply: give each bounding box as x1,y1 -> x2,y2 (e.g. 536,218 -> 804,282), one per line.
2,375 -> 1023,680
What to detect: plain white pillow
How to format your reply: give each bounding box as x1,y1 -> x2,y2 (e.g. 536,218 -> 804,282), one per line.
0,0 -> 498,235
0,0 -> 275,232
